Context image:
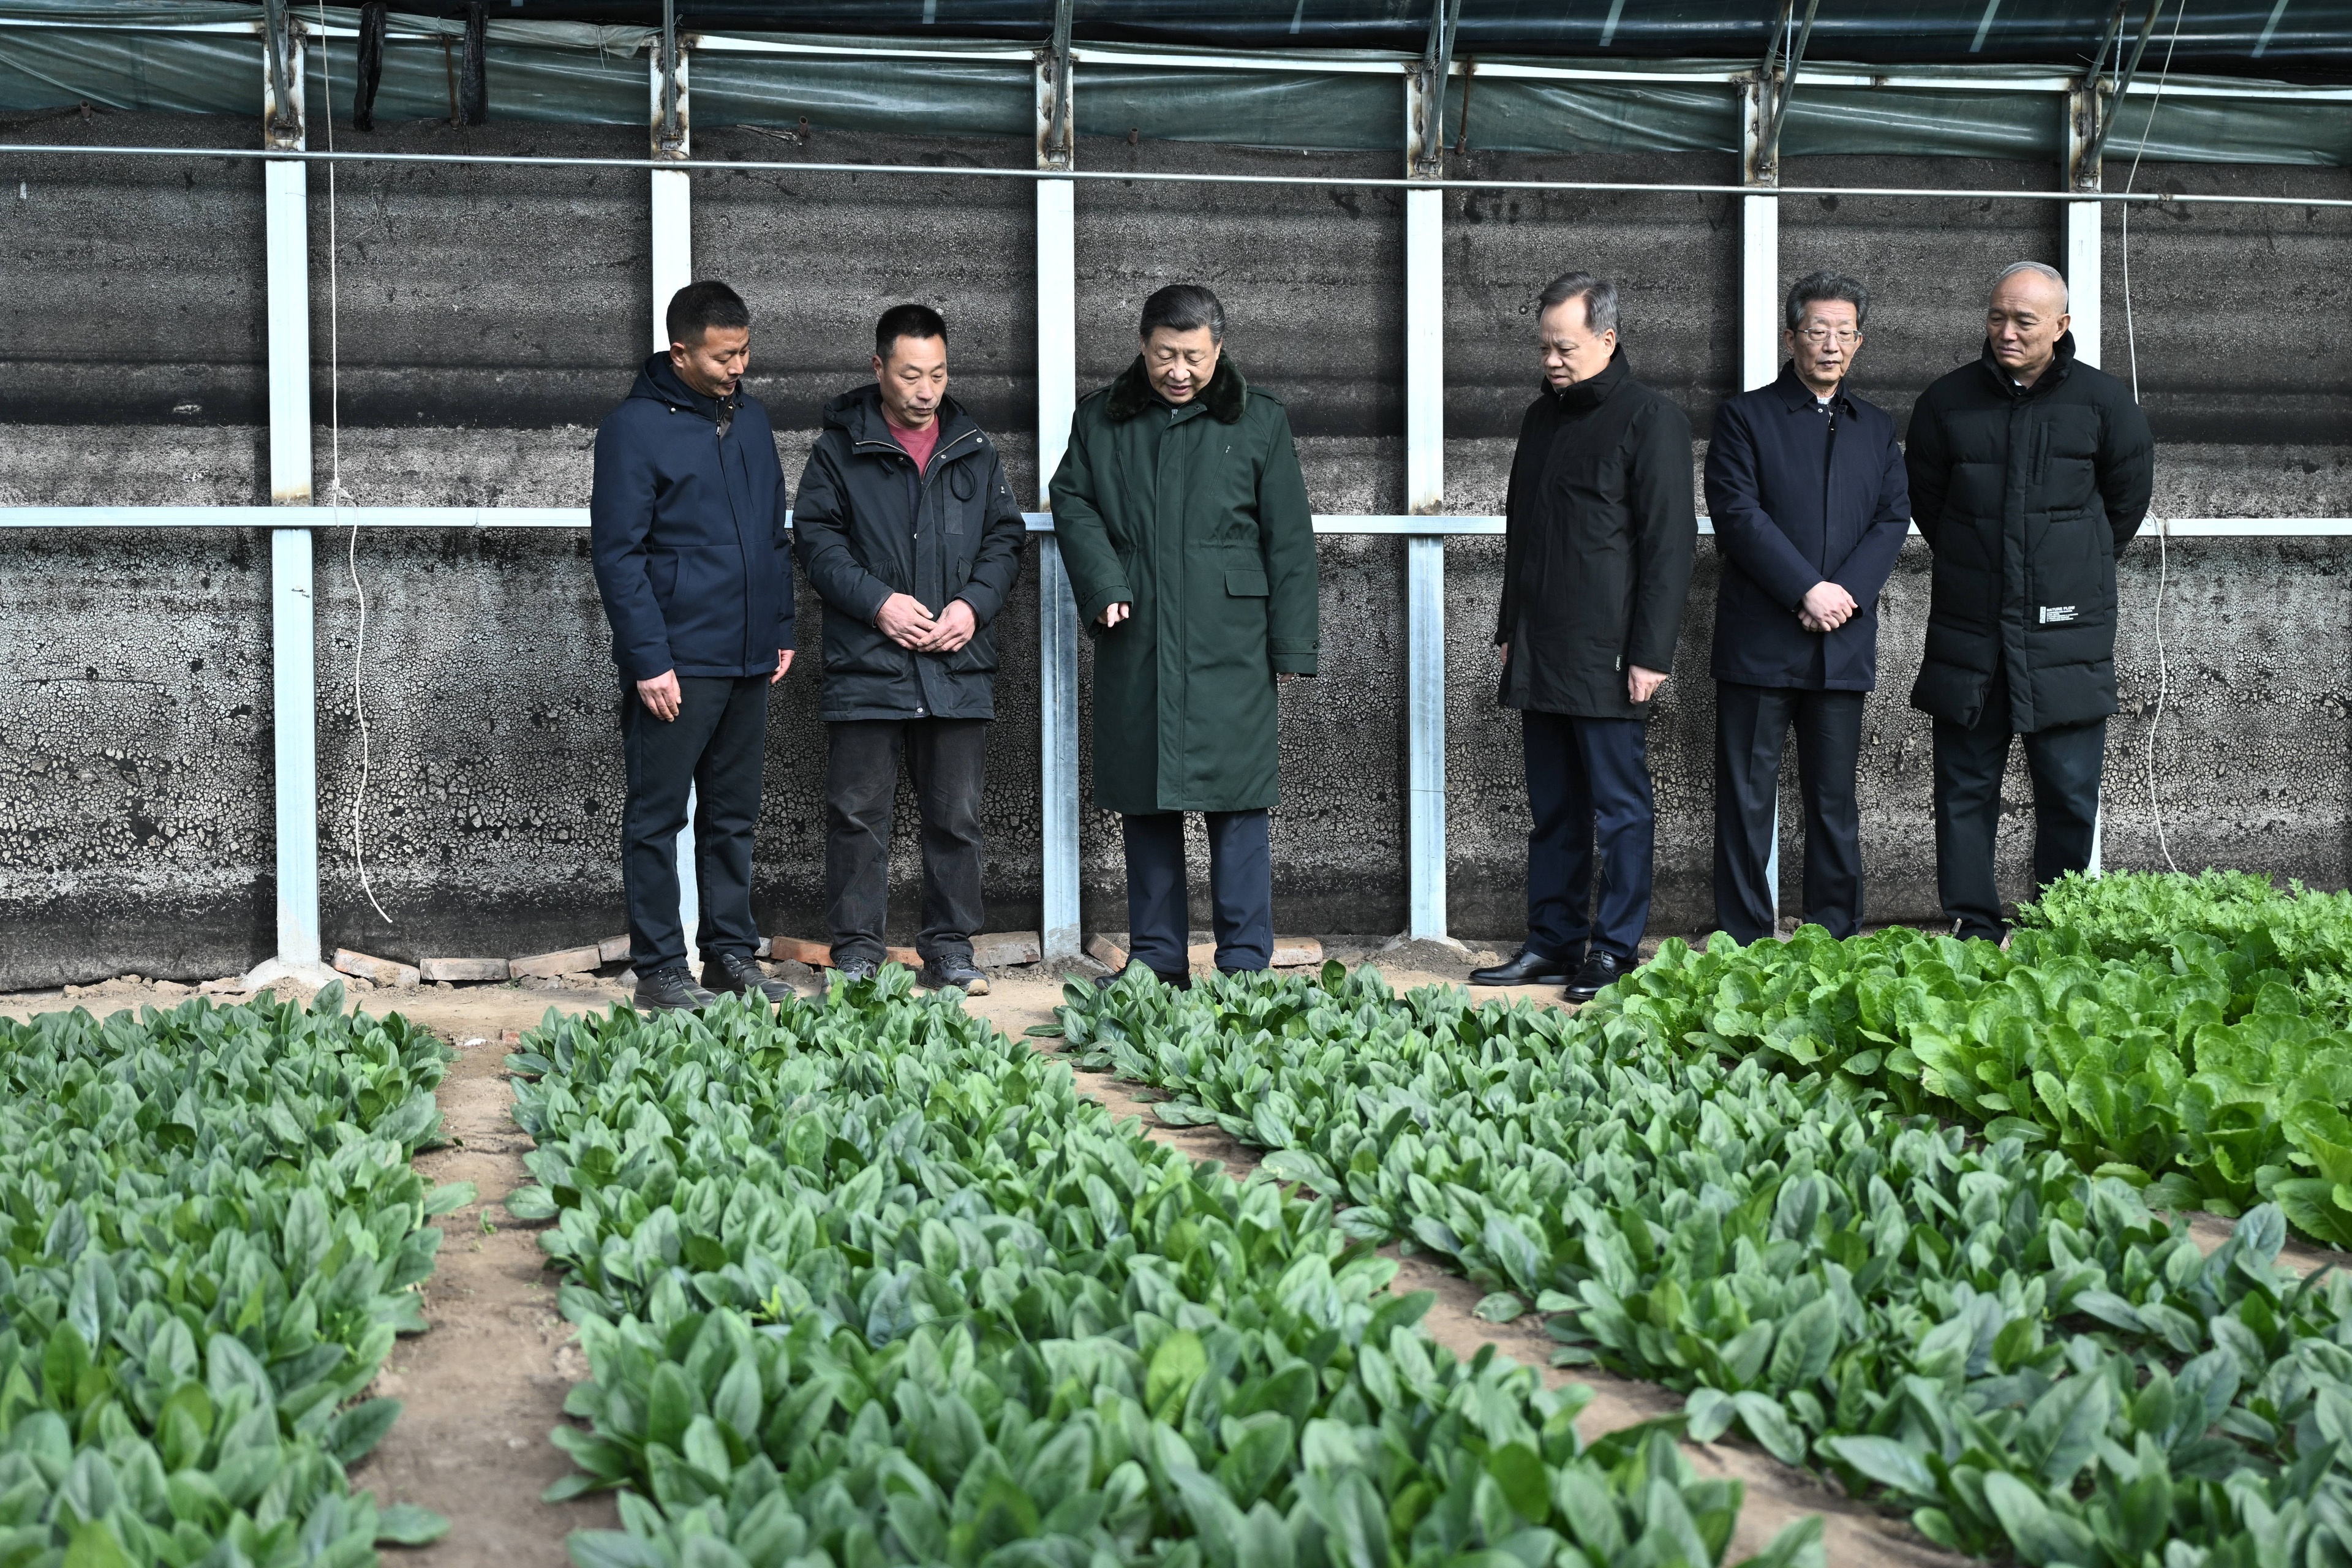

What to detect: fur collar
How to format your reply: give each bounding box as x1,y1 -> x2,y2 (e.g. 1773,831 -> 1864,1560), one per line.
1106,354 -> 1248,424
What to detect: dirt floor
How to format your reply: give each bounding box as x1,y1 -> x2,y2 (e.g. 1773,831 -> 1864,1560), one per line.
5,950 -> 2340,1568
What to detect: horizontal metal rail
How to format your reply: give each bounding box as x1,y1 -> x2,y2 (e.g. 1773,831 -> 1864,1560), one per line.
2,141 -> 2348,209
6,507 -> 2349,537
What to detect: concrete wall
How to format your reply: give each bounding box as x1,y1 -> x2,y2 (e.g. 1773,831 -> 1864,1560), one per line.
1,113 -> 2345,987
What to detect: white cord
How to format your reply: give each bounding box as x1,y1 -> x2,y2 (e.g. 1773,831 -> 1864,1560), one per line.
318,4 -> 393,923
2118,1 -> 2182,874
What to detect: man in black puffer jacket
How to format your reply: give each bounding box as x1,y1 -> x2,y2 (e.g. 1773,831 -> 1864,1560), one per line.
1905,260 -> 2154,941
793,304 -> 1026,993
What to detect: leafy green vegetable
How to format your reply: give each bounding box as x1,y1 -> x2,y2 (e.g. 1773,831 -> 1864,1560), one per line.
1060,949 -> 2352,1568
0,986 -> 458,1567
511,971 -> 1817,1568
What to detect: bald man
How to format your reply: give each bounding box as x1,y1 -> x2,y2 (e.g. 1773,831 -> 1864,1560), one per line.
1903,260 -> 2153,941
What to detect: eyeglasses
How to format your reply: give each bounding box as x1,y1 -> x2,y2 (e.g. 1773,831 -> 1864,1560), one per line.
1795,326 -> 1861,345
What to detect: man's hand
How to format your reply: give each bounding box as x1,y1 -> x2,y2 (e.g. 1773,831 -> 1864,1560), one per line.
875,592 -> 938,649
636,669 -> 682,722
911,600 -> 978,654
1098,602 -> 1132,630
1627,665 -> 1668,705
771,650 -> 794,685
1497,642 -> 1509,665
1800,581 -> 1858,633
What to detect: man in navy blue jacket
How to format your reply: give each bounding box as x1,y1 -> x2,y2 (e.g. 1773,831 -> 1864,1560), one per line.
590,279 -> 796,1012
1703,271 -> 1910,943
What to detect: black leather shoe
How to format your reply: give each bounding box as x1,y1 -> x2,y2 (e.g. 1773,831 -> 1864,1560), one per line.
701,950 -> 794,1004
919,955 -> 990,996
635,963 -> 716,1013
1092,968 -> 1191,992
1468,948 -> 1574,986
1562,950 -> 1628,1003
825,959 -> 879,993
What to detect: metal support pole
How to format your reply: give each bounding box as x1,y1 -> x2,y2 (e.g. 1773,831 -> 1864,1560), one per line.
249,15 -> 332,987
1036,37 -> 1082,963
648,37 -> 699,951
1403,187 -> 1447,939
2065,83 -> 2108,875
1740,77 -> 1784,925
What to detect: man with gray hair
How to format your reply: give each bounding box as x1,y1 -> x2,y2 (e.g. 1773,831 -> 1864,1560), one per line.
1470,271 -> 1696,1002
1704,269 -> 1911,944
1052,283 -> 1319,986
1904,259 -> 2153,941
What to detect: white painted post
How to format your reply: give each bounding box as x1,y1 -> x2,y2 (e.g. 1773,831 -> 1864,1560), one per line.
255,18 -> 328,986
1403,63 -> 1448,942
2067,83 -> 2105,875
647,42 -> 701,957
1740,77 -> 1784,924
1036,48 -> 1082,963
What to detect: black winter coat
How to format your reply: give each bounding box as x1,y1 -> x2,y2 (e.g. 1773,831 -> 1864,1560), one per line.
590,355 -> 794,682
1496,350 -> 1697,719
1704,366 -> 1911,691
1904,334 -> 2154,733
791,386 -> 1027,723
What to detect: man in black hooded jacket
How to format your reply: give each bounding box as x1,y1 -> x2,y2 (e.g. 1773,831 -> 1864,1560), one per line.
793,304 -> 1026,993
1905,260 -> 2154,941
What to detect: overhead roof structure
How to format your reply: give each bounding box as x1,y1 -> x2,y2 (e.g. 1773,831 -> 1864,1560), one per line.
4,1 -> 2351,165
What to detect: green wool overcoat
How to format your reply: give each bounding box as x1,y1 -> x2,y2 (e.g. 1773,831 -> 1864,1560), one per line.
1049,356 -> 1319,815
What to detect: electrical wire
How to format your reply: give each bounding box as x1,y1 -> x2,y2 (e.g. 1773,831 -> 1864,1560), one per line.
315,2 -> 393,923
2117,0 -> 2184,873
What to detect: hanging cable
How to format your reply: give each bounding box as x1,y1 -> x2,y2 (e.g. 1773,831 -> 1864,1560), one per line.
317,0 -> 393,923
2117,0 -> 2183,873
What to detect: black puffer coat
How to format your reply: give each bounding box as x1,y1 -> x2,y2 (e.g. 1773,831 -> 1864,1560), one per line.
791,386 -> 1027,723
1495,349 -> 1698,719
1904,334 -> 2154,733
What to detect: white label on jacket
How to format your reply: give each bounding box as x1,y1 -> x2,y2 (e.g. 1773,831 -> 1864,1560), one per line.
2038,605 -> 2079,624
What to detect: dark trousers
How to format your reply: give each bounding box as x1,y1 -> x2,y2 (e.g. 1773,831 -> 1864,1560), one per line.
622,674 -> 768,974
1713,683 -> 1866,943
1932,672 -> 2105,941
1121,810 -> 1273,978
1523,710 -> 1654,961
824,718 -> 988,967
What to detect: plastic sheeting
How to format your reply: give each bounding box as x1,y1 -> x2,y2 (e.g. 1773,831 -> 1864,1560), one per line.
467,1 -> 2352,77
2,4 -> 2349,167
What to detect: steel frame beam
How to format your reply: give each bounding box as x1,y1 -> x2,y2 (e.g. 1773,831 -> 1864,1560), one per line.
1035,29 -> 1082,963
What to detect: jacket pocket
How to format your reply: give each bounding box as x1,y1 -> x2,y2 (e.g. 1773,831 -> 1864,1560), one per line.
1226,569 -> 1270,597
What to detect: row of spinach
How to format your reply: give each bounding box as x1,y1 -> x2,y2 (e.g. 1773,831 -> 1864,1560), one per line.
502,971 -> 1822,1568
1610,911 -> 2352,1248
1055,957 -> 2352,1568
0,986 -> 464,1568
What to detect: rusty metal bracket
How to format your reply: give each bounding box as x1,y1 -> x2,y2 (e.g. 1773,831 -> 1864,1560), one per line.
1747,0 -> 1819,187
1407,0 -> 1462,180
262,0 -> 302,150
652,0 -> 687,159
1036,0 -> 1073,171
2073,0 -> 2166,190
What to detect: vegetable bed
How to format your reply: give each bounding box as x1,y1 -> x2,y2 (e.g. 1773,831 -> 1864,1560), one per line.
0,985 -> 467,1568
1057,872 -> 2352,1568
505,971 -> 1820,1568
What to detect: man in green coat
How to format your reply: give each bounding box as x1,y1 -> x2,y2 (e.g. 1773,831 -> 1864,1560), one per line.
1049,284 -> 1319,985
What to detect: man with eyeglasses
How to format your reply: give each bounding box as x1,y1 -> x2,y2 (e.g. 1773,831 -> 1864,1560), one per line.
1904,260 -> 2152,942
1703,270 -> 1910,944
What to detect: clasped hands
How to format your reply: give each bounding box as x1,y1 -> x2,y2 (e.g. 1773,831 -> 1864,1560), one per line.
876,592 -> 978,654
1800,581 -> 1858,635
